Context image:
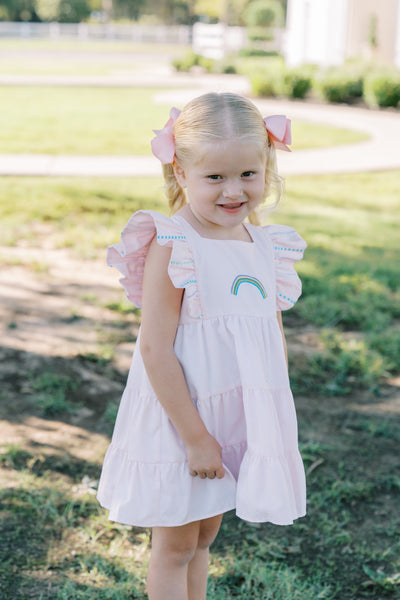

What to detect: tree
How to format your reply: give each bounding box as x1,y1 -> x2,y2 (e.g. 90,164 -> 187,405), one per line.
139,0 -> 193,24
113,0 -> 146,20
0,0 -> 40,21
58,0 -> 91,21
242,0 -> 284,28
35,0 -> 60,21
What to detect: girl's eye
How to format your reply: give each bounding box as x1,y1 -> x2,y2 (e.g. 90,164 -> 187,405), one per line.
208,174 -> 222,180
241,171 -> 254,178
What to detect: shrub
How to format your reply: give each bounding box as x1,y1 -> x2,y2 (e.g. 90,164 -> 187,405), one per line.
250,72 -> 279,97
172,51 -> 198,72
247,27 -> 275,42
243,0 -> 284,27
238,48 -> 279,57
251,65 -> 313,99
172,51 -> 214,73
317,68 -> 364,103
216,61 -> 237,74
364,71 -> 400,108
282,67 -> 313,99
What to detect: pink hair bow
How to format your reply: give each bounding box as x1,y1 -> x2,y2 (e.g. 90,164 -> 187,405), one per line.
151,107 -> 181,164
264,115 -> 292,152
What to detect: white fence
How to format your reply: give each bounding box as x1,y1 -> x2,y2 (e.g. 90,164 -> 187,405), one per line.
0,22 -> 192,44
192,23 -> 246,59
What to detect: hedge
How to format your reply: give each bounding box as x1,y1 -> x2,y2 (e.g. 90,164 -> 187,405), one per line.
316,68 -> 364,103
363,71 -> 400,108
249,62 -> 400,109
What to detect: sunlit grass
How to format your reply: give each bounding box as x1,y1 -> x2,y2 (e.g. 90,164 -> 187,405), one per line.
291,120 -> 369,149
0,87 -> 368,154
1,169 -> 399,598
0,176 -> 165,252
1,171 -> 399,393
0,39 -> 189,75
0,38 -> 190,54
0,87 -> 174,154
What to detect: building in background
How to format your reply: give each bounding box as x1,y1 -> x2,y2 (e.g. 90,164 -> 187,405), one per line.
285,0 -> 400,69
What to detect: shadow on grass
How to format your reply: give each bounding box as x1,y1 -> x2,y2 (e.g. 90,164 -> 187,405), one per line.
0,478 -> 148,600
1,284 -> 399,600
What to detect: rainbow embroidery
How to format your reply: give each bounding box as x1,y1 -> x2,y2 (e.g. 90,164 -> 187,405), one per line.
231,275 -> 267,299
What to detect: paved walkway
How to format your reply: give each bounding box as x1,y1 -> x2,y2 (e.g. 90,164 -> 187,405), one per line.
1,73 -> 399,176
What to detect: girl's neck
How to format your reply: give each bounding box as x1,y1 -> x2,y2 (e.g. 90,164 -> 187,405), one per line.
177,205 -> 253,242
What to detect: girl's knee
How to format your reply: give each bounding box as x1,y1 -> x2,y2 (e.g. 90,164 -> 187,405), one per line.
151,524 -> 199,567
197,515 -> 222,550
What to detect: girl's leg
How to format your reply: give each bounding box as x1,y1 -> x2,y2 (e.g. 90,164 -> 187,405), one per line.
147,514 -> 223,600
147,520 -> 200,600
187,514 -> 223,600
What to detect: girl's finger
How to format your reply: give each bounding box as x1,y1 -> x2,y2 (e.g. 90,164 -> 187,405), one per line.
216,466 -> 225,479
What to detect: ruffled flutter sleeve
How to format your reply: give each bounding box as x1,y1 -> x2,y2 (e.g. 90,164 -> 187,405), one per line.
264,224 -> 307,310
107,210 -> 201,316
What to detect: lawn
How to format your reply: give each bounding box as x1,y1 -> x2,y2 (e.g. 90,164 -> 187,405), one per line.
0,171 -> 399,385
0,171 -> 399,599
0,38 -> 190,56
0,87 -> 171,155
0,86 -> 368,155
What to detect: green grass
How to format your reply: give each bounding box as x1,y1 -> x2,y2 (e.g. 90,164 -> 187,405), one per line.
30,371 -> 80,417
1,170 -> 399,599
0,40 -> 190,75
1,433 -> 398,599
0,170 -> 399,396
272,171 -> 400,395
0,57 -> 117,76
290,120 -> 369,149
0,38 -> 190,55
0,176 -> 166,255
0,86 -> 368,154
0,87 -> 173,155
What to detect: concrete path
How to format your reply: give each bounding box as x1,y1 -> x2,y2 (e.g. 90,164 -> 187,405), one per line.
1,73 -> 399,176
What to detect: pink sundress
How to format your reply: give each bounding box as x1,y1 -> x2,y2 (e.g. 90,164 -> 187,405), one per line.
97,210 -> 307,527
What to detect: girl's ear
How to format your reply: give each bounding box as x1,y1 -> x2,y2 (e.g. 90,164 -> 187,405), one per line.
173,161 -> 187,188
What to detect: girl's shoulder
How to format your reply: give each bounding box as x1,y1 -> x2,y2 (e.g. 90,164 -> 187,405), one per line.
117,210 -> 186,247
248,223 -> 307,311
106,210 -> 197,312
259,223 -> 307,261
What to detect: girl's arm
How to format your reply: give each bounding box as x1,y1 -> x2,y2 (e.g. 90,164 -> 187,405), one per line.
276,311 -> 288,369
140,237 -> 225,480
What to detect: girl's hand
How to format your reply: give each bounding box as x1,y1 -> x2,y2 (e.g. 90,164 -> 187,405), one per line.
186,433 -> 225,480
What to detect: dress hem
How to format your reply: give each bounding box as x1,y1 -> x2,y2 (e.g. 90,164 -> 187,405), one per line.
97,497 -> 236,528
97,495 -> 306,528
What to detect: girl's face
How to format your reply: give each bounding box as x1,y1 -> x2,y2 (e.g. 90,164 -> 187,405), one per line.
174,138 -> 266,234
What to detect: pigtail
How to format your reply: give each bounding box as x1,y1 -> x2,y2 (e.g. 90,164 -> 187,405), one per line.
247,141 -> 284,225
162,163 -> 187,214
264,141 -> 284,211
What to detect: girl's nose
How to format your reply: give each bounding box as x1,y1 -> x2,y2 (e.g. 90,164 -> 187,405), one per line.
223,180 -> 242,199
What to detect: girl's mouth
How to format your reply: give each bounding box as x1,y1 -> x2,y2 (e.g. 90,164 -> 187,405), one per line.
217,202 -> 245,212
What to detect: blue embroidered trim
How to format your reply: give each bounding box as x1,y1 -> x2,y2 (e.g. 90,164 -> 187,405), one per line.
278,293 -> 295,304
274,245 -> 304,253
157,234 -> 186,240
181,279 -> 197,286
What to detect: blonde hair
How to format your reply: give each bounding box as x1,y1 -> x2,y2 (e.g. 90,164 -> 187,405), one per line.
161,92 -> 283,225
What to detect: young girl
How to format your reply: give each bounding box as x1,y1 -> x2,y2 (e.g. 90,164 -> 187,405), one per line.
97,92 -> 307,600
